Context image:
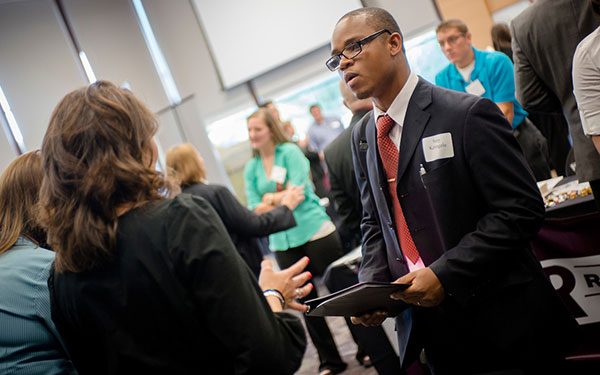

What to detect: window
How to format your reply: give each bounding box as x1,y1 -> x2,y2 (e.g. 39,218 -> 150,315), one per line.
205,27 -> 451,204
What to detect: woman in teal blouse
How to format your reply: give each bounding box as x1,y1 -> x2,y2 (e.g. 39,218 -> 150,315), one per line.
244,108 -> 347,375
0,151 -> 76,375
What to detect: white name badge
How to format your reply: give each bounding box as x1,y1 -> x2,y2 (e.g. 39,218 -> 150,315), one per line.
465,79 -> 486,96
270,166 -> 287,184
422,133 -> 454,162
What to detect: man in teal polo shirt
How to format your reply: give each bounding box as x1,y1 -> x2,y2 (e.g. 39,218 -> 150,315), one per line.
435,19 -> 552,181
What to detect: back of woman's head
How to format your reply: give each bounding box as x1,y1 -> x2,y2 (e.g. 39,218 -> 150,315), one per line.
166,143 -> 206,187
0,151 -> 45,255
38,80 -> 167,273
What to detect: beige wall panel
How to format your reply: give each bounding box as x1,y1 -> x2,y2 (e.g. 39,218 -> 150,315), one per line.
436,0 -> 494,49
486,0 -> 522,13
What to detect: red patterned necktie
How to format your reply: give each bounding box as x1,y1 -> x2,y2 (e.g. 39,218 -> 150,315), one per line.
376,114 -> 420,264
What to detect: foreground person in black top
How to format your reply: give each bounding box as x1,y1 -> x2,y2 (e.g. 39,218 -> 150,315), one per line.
38,81 -> 311,375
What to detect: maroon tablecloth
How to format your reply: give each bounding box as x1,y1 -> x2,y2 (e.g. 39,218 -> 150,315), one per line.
531,211 -> 600,361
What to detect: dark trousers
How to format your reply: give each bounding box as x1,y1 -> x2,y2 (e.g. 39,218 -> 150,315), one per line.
275,231 -> 346,373
325,263 -> 402,375
514,117 -> 553,181
527,111 -> 572,174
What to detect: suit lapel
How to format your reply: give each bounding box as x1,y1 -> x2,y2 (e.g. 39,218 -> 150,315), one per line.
366,114 -> 388,189
397,79 -> 432,181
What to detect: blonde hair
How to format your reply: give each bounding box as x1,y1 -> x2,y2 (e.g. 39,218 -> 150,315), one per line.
247,108 -> 290,157
166,143 -> 206,187
0,151 -> 45,255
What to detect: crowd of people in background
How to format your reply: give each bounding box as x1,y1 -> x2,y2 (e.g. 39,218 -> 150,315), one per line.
1,2 -> 599,375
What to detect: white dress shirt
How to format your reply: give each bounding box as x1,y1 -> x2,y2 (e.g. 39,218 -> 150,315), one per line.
372,71 -> 425,272
372,71 -> 419,149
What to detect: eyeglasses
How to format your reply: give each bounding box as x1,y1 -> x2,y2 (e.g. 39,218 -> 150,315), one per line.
326,29 -> 391,71
438,33 -> 465,47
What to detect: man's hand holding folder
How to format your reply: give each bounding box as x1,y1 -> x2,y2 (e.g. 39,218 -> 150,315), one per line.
351,267 -> 445,327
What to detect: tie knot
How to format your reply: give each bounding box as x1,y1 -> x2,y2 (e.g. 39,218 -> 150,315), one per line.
376,115 -> 395,138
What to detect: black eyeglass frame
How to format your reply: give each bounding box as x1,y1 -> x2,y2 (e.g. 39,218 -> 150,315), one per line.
326,29 -> 391,72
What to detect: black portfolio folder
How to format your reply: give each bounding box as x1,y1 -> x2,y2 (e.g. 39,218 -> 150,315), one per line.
305,282 -> 410,317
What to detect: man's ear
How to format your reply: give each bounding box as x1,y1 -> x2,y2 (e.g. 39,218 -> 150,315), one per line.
465,31 -> 473,45
389,32 -> 404,57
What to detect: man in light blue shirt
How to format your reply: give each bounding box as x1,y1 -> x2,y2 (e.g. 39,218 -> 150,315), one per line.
307,103 -> 344,153
435,19 -> 552,181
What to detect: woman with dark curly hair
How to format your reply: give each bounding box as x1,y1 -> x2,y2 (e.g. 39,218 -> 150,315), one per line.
39,81 -> 312,375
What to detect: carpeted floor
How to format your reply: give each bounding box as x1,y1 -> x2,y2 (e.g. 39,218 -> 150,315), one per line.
291,283 -> 380,375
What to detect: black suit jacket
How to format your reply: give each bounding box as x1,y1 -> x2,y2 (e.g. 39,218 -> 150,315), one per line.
511,0 -> 600,182
324,109 -> 370,234
351,78 -> 577,371
182,183 -> 296,276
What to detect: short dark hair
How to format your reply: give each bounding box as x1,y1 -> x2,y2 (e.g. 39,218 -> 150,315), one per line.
436,19 -> 469,35
309,103 -> 320,111
338,7 -> 401,35
338,8 -> 404,52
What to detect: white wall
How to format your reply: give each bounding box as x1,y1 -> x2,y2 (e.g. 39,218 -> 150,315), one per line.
61,0 -> 169,112
0,0 -> 86,155
0,0 -> 440,180
0,113 -> 19,172
364,0 -> 440,37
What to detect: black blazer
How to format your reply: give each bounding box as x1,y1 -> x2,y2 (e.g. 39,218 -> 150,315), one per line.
324,109 -> 370,234
351,78 -> 577,371
511,0 -> 600,182
182,183 -> 296,277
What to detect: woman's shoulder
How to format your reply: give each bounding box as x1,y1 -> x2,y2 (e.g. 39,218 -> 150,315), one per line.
124,196 -> 216,229
0,239 -> 55,289
168,194 -> 215,216
181,183 -> 231,205
278,143 -> 306,160
1,238 -> 55,267
278,142 -> 301,153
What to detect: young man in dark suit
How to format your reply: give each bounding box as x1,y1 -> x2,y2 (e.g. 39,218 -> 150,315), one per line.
329,7 -> 578,374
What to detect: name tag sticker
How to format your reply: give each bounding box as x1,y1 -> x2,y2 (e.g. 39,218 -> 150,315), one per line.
422,133 -> 454,162
270,166 -> 287,184
465,79 -> 486,96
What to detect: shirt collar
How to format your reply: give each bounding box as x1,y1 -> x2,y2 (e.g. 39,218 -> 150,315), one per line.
13,235 -> 36,247
448,47 -> 480,83
372,71 -> 419,125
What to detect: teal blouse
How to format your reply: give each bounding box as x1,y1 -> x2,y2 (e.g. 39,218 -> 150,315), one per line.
0,237 -> 76,374
244,142 -> 330,251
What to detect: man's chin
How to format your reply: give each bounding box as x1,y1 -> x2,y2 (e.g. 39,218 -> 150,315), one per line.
353,87 -> 371,100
